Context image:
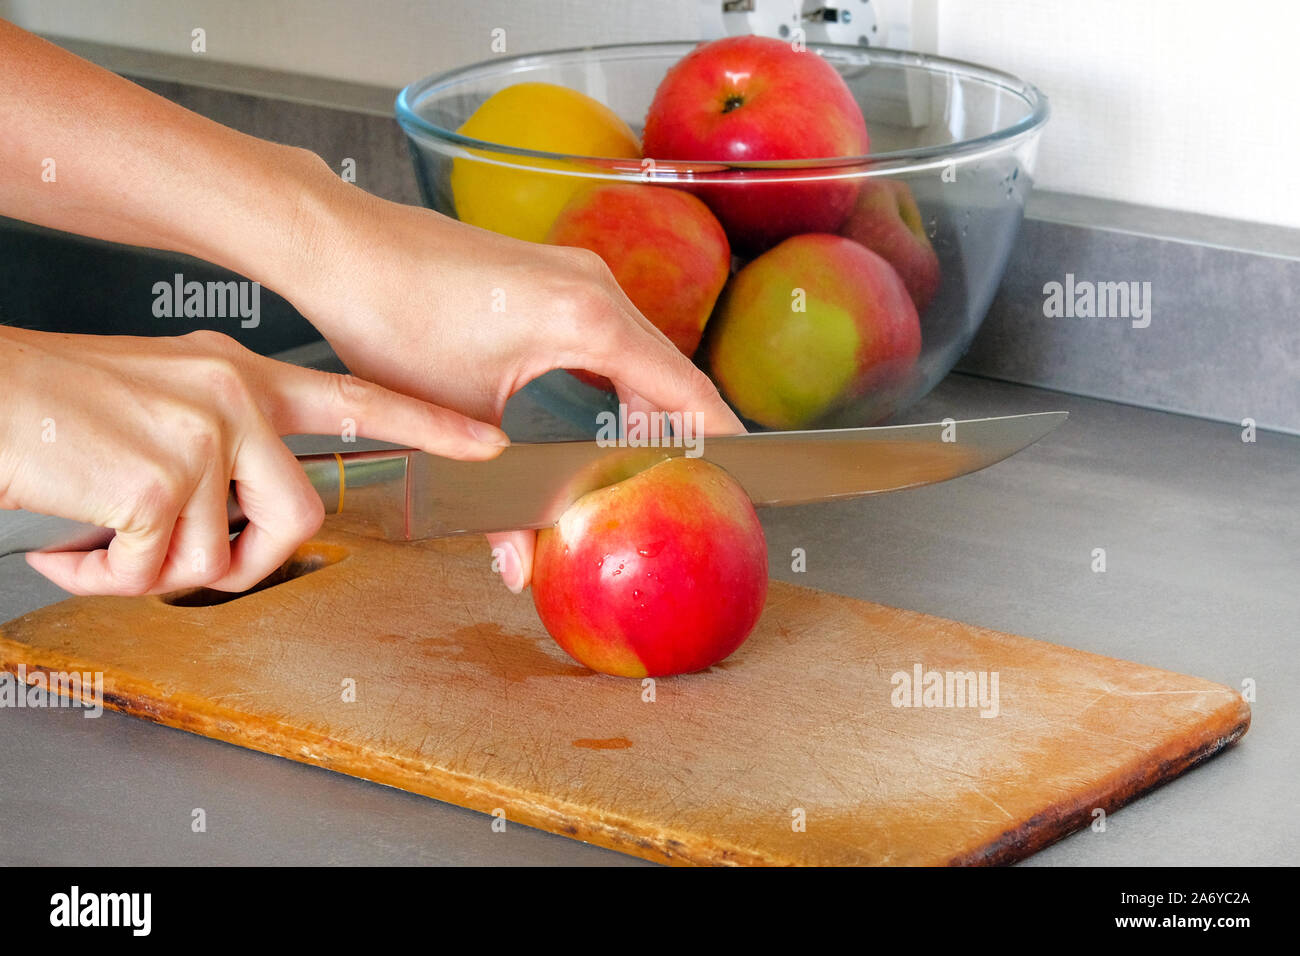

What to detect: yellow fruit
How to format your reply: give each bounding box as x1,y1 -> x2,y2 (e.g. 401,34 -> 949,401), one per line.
451,82 -> 641,244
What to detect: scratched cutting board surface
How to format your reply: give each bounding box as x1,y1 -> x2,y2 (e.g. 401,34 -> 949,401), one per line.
0,517 -> 1249,866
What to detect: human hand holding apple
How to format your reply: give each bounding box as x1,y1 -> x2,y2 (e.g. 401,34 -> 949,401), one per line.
440,38 -> 936,667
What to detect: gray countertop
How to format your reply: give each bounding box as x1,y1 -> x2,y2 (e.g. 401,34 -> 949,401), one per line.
1,371 -> 1295,866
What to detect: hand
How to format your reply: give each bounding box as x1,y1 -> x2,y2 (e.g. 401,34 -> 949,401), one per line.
0,327 -> 509,596
290,183 -> 746,593
0,22 -> 744,597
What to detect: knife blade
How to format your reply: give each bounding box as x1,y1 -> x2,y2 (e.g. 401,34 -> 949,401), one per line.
0,412 -> 1065,556
407,410 -> 1067,536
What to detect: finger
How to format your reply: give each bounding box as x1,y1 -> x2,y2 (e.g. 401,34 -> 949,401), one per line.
599,271 -> 681,345
486,530 -> 535,594
26,513 -> 179,597
249,359 -> 511,460
555,290 -> 744,436
207,424 -> 325,593
26,459 -> 190,595
144,463 -> 234,593
611,383 -> 665,437
570,318 -> 746,437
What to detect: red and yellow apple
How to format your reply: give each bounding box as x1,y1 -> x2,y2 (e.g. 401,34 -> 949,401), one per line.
546,183 -> 731,391
708,233 -> 921,428
642,35 -> 870,252
532,457 -> 768,678
451,82 -> 642,243
840,178 -> 941,312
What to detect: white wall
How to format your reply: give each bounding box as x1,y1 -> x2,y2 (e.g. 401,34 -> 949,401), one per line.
4,0 -> 1297,229
0,0 -> 701,84
932,0 -> 1300,230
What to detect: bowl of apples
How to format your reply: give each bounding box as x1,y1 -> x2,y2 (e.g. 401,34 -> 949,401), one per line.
397,37 -> 1049,431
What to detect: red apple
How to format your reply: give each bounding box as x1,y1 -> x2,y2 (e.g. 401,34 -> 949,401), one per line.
708,233 -> 921,428
532,457 -> 768,678
642,35 -> 870,252
840,178 -> 941,312
547,183 -> 731,391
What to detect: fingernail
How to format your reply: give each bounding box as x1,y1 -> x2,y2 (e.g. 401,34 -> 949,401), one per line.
497,542 -> 525,594
470,421 -> 511,447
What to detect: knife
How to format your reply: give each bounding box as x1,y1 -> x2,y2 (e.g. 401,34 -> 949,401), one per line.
0,411 -> 1066,557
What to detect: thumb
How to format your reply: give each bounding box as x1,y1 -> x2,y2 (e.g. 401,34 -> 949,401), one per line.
486,530 -> 535,594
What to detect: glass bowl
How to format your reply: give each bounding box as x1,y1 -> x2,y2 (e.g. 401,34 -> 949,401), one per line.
397,41 -> 1048,431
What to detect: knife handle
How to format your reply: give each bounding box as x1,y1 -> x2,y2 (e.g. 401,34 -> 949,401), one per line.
0,450 -> 411,559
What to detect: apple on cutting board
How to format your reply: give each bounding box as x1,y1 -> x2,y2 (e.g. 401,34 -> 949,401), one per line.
532,457 -> 768,678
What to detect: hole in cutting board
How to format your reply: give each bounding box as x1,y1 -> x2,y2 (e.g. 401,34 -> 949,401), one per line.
159,542 -> 349,607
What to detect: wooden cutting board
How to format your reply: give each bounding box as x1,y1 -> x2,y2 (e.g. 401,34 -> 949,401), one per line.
0,516 -> 1249,866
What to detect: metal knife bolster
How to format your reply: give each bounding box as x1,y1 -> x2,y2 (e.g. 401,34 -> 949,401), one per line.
323,450 -> 414,540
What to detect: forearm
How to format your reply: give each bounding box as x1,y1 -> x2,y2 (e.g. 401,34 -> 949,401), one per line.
0,19 -> 344,303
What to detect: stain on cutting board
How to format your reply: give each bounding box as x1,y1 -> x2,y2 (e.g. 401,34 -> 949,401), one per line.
573,737 -> 634,750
